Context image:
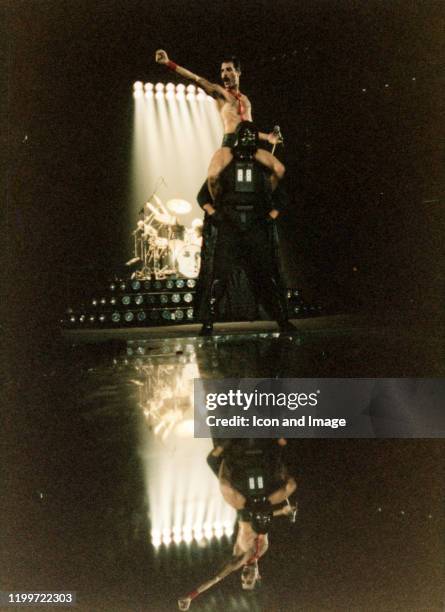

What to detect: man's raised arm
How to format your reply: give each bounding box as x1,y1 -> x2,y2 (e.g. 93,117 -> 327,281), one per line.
155,49 -> 226,99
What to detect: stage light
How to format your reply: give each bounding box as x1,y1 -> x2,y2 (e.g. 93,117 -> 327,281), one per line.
134,294 -> 144,305
89,315 -> 95,322
111,312 -> 121,323
361,88 -> 367,93
155,82 -> 164,92
175,309 -> 184,320
100,298 -> 106,305
150,310 -> 160,320
131,280 -> 141,291
176,279 -> 185,288
110,297 -> 116,305
176,83 -> 185,93
145,90 -> 153,99
137,311 -> 146,322
110,283 -> 116,291
186,279 -> 196,288
143,281 -> 151,290
120,282 -> 126,291
79,315 -> 86,323
147,295 -> 156,304
385,83 -> 389,88
186,84 -> 196,94
160,294 -> 169,304
92,299 -> 97,306
69,315 -> 76,323
186,308 -> 194,319
154,280 -> 162,290
166,82 -> 175,92
162,310 -> 171,320
183,293 -> 193,303
122,295 -> 131,305
99,314 -> 106,322
166,280 -> 174,289
133,81 -> 143,91
144,82 -> 154,91
124,311 -> 134,322
171,293 -> 181,303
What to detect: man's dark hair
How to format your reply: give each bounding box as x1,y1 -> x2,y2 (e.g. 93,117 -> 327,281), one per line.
221,56 -> 241,72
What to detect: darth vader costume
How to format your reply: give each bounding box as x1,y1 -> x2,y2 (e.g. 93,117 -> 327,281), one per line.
194,122 -> 294,335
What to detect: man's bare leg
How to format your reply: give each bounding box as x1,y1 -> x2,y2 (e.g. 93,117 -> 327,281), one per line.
208,147 -> 233,200
255,149 -> 285,191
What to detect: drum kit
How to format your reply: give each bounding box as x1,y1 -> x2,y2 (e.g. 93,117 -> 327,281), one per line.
128,194 -> 202,280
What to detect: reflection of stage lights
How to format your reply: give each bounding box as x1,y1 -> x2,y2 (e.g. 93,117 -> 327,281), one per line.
171,293 -> 181,303
175,279 -> 185,288
131,280 -> 141,291
166,280 -> 174,289
124,311 -> 134,322
122,295 -> 131,305
111,312 -> 121,323
110,297 -> 116,305
183,293 -> 193,303
186,308 -> 194,319
99,314 -> 106,322
155,82 -> 164,92
143,280 -> 151,290
175,309 -> 184,320
134,294 -> 144,305
186,279 -> 196,288
160,294 -> 169,304
137,311 -> 146,322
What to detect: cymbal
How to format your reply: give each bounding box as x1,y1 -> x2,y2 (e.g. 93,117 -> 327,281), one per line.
166,198 -> 192,215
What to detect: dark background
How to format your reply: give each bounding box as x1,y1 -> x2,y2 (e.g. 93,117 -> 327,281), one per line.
3,0 -> 444,345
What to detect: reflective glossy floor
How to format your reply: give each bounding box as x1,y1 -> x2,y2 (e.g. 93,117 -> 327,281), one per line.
3,316 -> 443,611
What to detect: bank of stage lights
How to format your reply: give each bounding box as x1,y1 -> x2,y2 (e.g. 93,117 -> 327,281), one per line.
65,278 -> 199,327
151,522 -> 234,549
64,281 -> 320,329
133,81 -> 211,101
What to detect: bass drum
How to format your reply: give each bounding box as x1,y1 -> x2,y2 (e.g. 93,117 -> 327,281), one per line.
176,244 -> 201,278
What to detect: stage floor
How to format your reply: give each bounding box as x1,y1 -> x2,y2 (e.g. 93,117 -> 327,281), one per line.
3,315 -> 443,610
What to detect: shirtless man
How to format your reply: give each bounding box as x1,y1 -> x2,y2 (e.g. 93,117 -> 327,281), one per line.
177,501 -> 295,610
155,50 -> 285,200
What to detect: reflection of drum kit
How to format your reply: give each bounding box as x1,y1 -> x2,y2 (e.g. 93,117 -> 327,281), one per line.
129,195 -> 202,280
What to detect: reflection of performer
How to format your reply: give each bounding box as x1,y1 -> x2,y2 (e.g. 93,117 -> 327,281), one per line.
155,50 -> 284,199
178,439 -> 296,610
194,122 -> 295,335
